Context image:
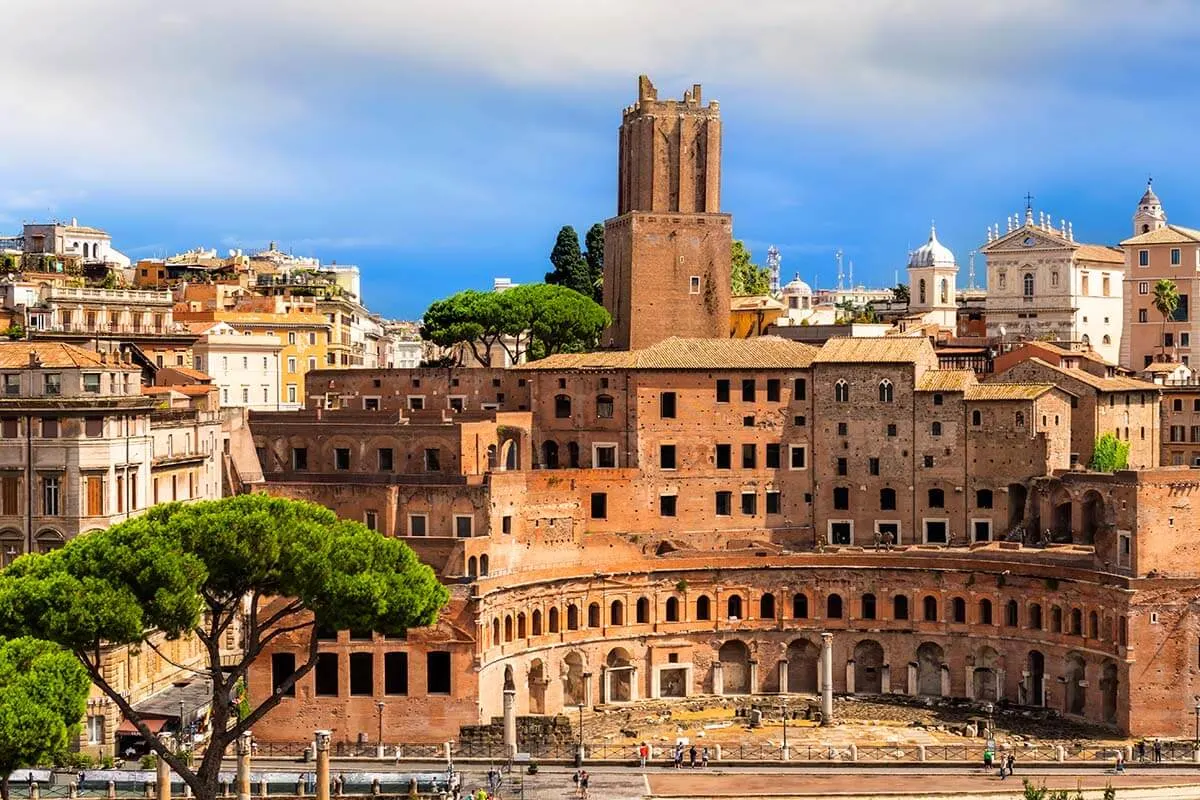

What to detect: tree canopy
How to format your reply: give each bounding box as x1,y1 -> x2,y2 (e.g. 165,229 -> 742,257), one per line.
545,224 -> 604,303
583,223 -> 604,303
731,241 -> 771,296
1090,433 -> 1130,472
0,495 -> 447,800
892,284 -> 910,305
421,283 -> 610,365
0,638 -> 90,800
1152,278 -> 1180,359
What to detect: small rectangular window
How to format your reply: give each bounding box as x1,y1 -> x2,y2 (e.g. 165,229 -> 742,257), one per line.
715,444 -> 731,469
590,493 -> 607,519
766,379 -> 781,402
82,373 -> 101,393
3,375 -> 18,395
660,392 -> 677,418
869,458 -> 880,475
789,446 -> 806,470
271,652 -> 296,697
660,444 -> 677,470
1172,248 -> 1182,266
594,444 -> 617,468
715,491 -> 732,516
741,379 -> 755,402
836,457 -> 847,476
923,455 -> 934,468
314,653 -> 339,696
334,448 -> 350,470
741,443 -> 757,469
502,515 -> 512,534
1139,281 -> 1149,295
454,516 -> 473,537
378,448 -> 394,472
43,374 -> 61,396
837,422 -> 848,436
292,447 -> 308,470
793,378 -> 806,400
765,443 -> 781,468
689,275 -> 701,294
349,653 -> 374,696
384,652 -> 408,695
84,417 -> 103,437
793,415 -> 806,427
766,491 -> 781,514
408,515 -> 427,537
424,448 -> 441,471
364,511 -> 378,531
659,494 -> 677,517
427,651 -> 452,694
887,424 -> 897,437
1139,249 -> 1149,267
715,380 -> 730,403
740,492 -> 757,515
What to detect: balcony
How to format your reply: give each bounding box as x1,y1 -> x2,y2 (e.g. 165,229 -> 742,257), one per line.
45,286 -> 172,305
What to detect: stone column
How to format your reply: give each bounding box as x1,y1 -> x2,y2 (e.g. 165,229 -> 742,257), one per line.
965,667 -> 975,700
748,661 -> 759,694
777,660 -> 789,694
599,666 -> 608,705
236,732 -> 253,800
820,633 -> 834,725
711,660 -> 724,696
940,666 -> 951,698
315,730 -> 332,800
630,667 -> 640,701
996,669 -> 1006,702
156,751 -> 171,800
907,663 -> 918,696
502,686 -> 518,759
881,664 -> 891,694
844,660 -> 855,695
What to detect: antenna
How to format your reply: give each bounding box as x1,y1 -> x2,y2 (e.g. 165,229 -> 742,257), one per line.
848,260 -> 854,289
766,245 -> 781,296
835,249 -> 844,291
968,250 -> 977,291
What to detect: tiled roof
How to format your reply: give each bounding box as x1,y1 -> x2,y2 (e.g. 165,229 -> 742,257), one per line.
1120,225 -> 1200,246
1143,362 -> 1183,374
1019,358 -> 1159,393
515,336 -> 818,371
915,370 -> 977,392
1073,244 -> 1124,264
0,342 -> 135,369
965,383 -> 1055,401
167,366 -> 212,381
731,295 -> 786,311
143,385 -> 217,396
811,336 -> 933,364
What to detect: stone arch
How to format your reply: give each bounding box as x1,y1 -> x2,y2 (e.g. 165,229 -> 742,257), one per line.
1065,652 -> 1087,715
491,618 -> 500,647
541,440 -> 559,469
610,599 -> 624,626
1025,650 -> 1046,707
528,659 -> 547,714
1050,485 -> 1072,541
922,595 -> 938,622
1088,611 -> 1099,639
548,607 -> 560,633
587,602 -> 601,628
759,592 -> 776,619
34,528 -> 64,553
1100,660 -> 1119,724
696,595 -> 712,620
532,609 -> 543,636
951,596 -> 966,624
915,642 -> 944,696
479,554 -> 489,575
786,639 -> 819,694
517,612 -> 527,639
972,646 -> 1002,702
827,593 -> 843,619
1070,607 -> 1083,636
727,594 -> 743,620
563,652 -> 586,707
854,640 -> 885,694
606,647 -> 633,703
0,528 -> 22,567
636,596 -> 650,623
567,442 -> 580,468
467,556 -> 478,577
665,596 -> 680,622
1050,605 -> 1063,633
501,438 -> 519,471
1081,490 -> 1106,545
566,604 -> 579,630
504,615 -> 513,642
979,598 -> 993,625
718,640 -> 751,695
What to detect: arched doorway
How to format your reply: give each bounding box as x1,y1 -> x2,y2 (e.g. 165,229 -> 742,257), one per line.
916,642 -> 944,696
1026,650 -> 1045,706
854,640 -> 885,694
563,652 -> 586,707
528,659 -> 547,714
786,640 -> 819,694
1065,652 -> 1087,716
541,441 -> 559,469
972,646 -> 1001,702
501,439 -> 519,470
719,640 -> 751,695
1081,490 -> 1105,544
1100,661 -> 1119,724
606,647 -> 634,703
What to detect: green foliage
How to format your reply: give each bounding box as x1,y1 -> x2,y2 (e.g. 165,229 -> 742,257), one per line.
58,752 -> 94,769
892,284 -> 910,304
1153,278 -> 1180,357
233,678 -> 251,722
0,495 -> 447,800
545,226 -> 591,297
583,223 -> 604,303
0,637 -> 90,794
1090,433 -> 1129,473
139,755 -> 157,770
675,580 -> 688,592
0,255 -> 14,271
421,284 -> 609,365
731,241 -> 771,296
2,324 -> 23,341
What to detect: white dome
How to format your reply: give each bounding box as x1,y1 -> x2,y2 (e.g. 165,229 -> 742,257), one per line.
907,225 -> 956,269
782,273 -> 812,295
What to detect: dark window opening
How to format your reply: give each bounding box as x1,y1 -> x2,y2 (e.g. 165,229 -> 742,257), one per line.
426,651 -> 452,694
314,653 -> 339,696
271,652 -> 296,697
349,652 -> 374,696
384,652 -> 408,695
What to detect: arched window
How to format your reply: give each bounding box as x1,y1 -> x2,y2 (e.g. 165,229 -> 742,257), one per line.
940,278 -> 948,304
479,554 -> 489,575
1023,272 -> 1034,297
931,421 -> 942,436
517,613 -> 527,638
610,600 -> 623,626
923,595 -> 938,622
879,379 -> 894,403
792,593 -> 809,619
467,556 -> 477,577
665,597 -> 680,622
928,488 -> 944,508
548,607 -> 560,633
1070,608 -> 1083,636
971,409 -> 982,426
1102,334 -> 1111,345
760,593 -> 775,619
696,595 -> 711,620
596,395 -> 614,419
587,602 -> 601,628
532,609 -> 543,636
880,488 -> 896,511
862,593 -> 877,620
1029,603 -> 1043,630
919,279 -> 927,304
979,598 -> 993,625
636,597 -> 650,624
893,595 -> 910,620
834,380 -> 849,402
1051,606 -> 1062,633
826,593 -> 843,619
566,604 -> 579,630
554,395 -> 572,418
1005,600 -> 1019,627
727,595 -> 743,619
491,618 -> 500,645
952,597 -> 966,624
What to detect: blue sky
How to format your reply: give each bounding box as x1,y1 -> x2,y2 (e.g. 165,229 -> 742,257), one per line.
3,0 -> 1199,319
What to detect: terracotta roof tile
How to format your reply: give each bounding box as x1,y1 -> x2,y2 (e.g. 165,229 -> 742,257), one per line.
1120,225 -> 1200,246
1016,358 -> 1160,393
167,366 -> 212,381
731,295 -> 786,311
0,342 -> 136,370
915,370 -> 977,392
965,383 -> 1055,401
1073,244 -> 1124,264
515,336 -> 818,371
811,337 -> 933,364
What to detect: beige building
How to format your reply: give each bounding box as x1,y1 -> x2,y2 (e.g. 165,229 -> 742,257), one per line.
191,322 -> 283,410
1119,183 -> 1199,370
906,225 -> 959,331
982,206 -> 1124,364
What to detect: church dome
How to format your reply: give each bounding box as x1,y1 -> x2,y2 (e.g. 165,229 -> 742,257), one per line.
782,273 -> 812,295
907,225 -> 956,269
1139,181 -> 1161,208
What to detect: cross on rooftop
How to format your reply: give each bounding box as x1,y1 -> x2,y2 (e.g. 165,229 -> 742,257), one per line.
1024,192 -> 1035,210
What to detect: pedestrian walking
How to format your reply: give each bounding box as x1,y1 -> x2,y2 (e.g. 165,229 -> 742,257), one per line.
1138,740 -> 1147,762
572,769 -> 582,798
689,745 -> 697,769
1154,739 -> 1163,763
638,742 -> 648,768
1006,753 -> 1016,777
701,746 -> 710,768
998,753 -> 1007,780
579,770 -> 590,800
1115,749 -> 1125,774
673,743 -> 683,769
983,748 -> 993,771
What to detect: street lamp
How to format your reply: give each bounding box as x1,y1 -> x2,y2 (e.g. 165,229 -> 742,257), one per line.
576,672 -> 592,768
179,700 -> 186,740
376,702 -> 386,759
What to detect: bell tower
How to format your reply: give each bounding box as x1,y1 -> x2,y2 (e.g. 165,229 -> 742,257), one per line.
1133,179 -> 1167,237
602,76 -> 732,350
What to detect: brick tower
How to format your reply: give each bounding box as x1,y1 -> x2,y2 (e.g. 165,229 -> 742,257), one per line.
601,76 -> 733,350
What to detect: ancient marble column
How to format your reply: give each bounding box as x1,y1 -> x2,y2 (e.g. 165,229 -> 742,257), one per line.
315,730 -> 332,800
502,687 -> 518,759
711,660 -> 724,696
820,633 -> 834,724
777,660 -> 789,694
236,732 -> 252,800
